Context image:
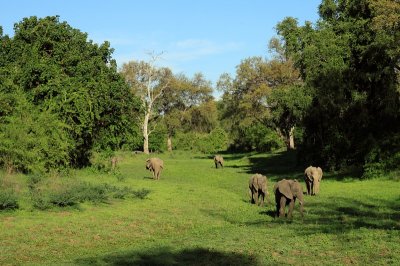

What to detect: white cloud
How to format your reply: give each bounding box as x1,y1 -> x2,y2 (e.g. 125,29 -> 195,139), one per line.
165,39 -> 243,62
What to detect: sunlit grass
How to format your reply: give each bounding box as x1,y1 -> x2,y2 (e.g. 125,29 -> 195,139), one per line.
0,150 -> 399,265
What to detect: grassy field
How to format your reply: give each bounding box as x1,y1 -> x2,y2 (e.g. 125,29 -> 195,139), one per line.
0,150 -> 399,265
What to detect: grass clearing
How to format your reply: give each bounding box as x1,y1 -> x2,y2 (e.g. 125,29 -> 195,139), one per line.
1,150 -> 399,265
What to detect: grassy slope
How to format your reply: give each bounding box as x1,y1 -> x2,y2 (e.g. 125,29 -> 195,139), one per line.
0,150 -> 399,265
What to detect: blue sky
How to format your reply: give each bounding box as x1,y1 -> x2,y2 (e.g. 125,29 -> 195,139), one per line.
1,0 -> 321,90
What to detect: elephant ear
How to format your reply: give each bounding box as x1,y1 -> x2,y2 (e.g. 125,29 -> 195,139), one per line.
273,181 -> 280,194
304,166 -> 314,181
291,180 -> 303,198
317,167 -> 323,181
279,180 -> 293,200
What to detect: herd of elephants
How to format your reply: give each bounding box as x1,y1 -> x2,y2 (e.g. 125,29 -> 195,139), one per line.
144,155 -> 323,219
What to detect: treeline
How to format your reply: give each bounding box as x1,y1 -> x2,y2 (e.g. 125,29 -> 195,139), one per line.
0,16 -> 225,175
1,0 -> 399,177
217,0 -> 400,176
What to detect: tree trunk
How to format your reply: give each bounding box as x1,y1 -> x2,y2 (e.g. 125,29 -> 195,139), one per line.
167,135 -> 172,152
289,126 -> 295,150
143,112 -> 150,154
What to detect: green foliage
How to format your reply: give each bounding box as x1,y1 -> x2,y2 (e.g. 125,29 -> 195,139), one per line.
173,128 -> 228,153
276,1 -> 400,171
29,176 -> 151,210
228,123 -> 284,152
0,16 -> 140,171
0,186 -> 19,210
217,52 -> 305,152
148,127 -> 167,152
30,178 -> 81,210
0,91 -> 72,174
206,127 -> 229,153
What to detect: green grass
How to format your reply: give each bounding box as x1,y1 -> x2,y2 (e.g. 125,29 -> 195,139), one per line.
0,150 -> 399,265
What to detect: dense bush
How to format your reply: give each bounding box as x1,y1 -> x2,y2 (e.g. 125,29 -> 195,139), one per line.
148,127 -> 167,153
0,188 -> 19,210
29,176 -> 150,210
228,124 -> 284,152
0,92 -> 72,174
173,128 -> 228,153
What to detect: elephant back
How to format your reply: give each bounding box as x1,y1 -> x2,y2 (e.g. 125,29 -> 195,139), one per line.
249,173 -> 266,190
255,174 -> 267,190
214,155 -> 223,163
274,179 -> 293,199
147,157 -> 163,169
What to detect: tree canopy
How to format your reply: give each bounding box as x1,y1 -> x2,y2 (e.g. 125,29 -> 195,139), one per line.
276,0 -> 400,171
0,16 -> 140,172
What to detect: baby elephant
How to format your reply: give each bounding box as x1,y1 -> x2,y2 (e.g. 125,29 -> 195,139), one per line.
248,173 -> 269,207
214,155 -> 224,168
110,156 -> 118,170
274,179 -> 304,219
146,158 -> 164,180
304,166 -> 323,195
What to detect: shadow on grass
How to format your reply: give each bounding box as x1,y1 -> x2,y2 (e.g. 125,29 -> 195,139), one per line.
221,150 -> 302,181
203,195 -> 399,233
76,247 -> 259,266
299,196 -> 400,234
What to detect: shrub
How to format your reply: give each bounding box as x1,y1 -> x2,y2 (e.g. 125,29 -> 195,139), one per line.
173,128 -> 229,154
131,188 -> 151,199
90,150 -> 114,173
29,176 -> 150,210
0,92 -> 72,174
75,182 -> 109,203
30,178 -> 80,210
0,188 -> 19,210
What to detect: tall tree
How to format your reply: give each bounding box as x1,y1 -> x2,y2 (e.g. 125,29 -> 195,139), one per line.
217,51 -> 308,151
120,54 -> 172,154
276,0 -> 400,170
0,16 -> 137,170
160,72 -> 214,151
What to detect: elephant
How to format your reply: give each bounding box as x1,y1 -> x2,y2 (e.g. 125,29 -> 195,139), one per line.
110,156 -> 118,170
146,157 -> 164,180
248,173 -> 270,207
304,166 -> 323,195
214,155 -> 224,169
273,179 -> 304,219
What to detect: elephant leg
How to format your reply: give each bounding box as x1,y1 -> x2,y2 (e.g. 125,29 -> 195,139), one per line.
311,181 -> 315,195
287,199 -> 295,219
254,191 -> 259,205
215,162 -> 218,169
314,180 -> 320,195
259,192 -> 265,207
279,196 -> 287,217
306,181 -> 311,195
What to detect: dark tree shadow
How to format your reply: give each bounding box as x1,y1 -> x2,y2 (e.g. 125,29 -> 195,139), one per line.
223,150 -> 303,181
222,150 -> 363,181
298,196 -> 400,234
76,247 -> 259,266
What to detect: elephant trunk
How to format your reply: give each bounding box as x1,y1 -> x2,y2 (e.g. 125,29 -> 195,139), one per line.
299,200 -> 304,218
